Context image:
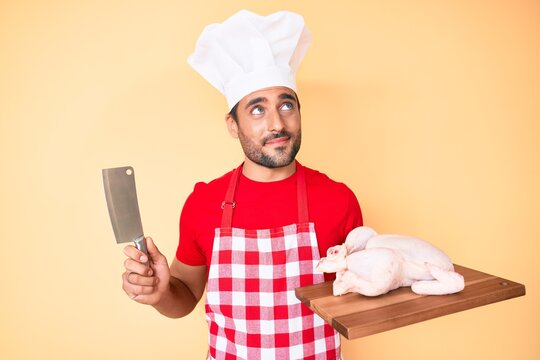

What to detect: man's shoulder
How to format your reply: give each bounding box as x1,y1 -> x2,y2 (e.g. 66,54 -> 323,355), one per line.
189,167 -> 236,201
301,163 -> 361,225
303,164 -> 351,191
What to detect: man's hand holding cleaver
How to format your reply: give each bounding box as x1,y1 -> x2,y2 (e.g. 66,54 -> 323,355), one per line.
102,166 -> 170,304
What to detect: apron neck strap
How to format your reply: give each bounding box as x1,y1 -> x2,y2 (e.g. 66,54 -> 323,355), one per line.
220,164 -> 241,229
220,161 -> 309,228
296,162 -> 309,224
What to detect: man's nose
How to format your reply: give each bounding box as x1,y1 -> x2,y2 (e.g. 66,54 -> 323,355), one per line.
268,109 -> 285,132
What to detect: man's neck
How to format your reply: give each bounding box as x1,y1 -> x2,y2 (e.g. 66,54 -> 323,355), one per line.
242,158 -> 297,182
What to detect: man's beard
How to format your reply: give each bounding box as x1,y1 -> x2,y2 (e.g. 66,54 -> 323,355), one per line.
238,129 -> 302,169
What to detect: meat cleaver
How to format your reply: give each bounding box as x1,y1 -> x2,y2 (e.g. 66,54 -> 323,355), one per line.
102,166 -> 149,261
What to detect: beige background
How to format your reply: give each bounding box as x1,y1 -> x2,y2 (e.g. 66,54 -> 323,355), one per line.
1,0 -> 539,359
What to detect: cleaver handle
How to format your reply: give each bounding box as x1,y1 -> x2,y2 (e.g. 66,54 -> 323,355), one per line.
134,236 -> 150,266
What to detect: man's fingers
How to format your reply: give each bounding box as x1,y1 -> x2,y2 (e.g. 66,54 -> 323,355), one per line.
122,272 -> 158,296
126,271 -> 159,286
121,236 -> 168,305
123,244 -> 149,263
124,258 -> 153,276
145,237 -> 165,264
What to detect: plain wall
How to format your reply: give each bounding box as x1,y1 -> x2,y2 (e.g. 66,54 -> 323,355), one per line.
1,1 -> 538,359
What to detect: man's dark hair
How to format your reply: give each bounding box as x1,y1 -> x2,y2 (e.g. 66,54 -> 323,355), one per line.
227,93 -> 301,122
228,102 -> 240,122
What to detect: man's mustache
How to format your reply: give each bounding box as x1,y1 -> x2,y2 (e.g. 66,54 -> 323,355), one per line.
263,130 -> 292,144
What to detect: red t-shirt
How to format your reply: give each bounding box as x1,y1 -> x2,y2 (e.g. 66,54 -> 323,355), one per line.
176,162 -> 362,280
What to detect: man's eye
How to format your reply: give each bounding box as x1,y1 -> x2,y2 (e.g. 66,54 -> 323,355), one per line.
251,106 -> 264,115
280,102 -> 294,111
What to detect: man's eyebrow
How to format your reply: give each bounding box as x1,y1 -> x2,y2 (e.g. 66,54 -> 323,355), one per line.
244,93 -> 297,110
279,93 -> 297,102
245,97 -> 267,109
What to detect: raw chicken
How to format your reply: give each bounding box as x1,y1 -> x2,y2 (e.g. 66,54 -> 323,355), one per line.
316,226 -> 465,296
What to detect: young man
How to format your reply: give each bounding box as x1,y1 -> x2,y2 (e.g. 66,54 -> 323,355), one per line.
122,10 -> 362,359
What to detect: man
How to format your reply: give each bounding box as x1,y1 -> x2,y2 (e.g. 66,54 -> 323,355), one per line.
122,10 -> 362,359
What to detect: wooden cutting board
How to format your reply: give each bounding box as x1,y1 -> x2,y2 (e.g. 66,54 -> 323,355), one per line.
295,265 -> 525,339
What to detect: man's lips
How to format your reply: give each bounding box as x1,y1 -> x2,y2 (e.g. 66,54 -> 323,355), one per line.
265,136 -> 290,146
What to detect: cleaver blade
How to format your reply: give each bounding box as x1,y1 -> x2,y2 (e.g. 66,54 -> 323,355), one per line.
102,166 -> 148,259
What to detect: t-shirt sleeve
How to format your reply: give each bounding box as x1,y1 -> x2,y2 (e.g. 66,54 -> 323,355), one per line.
175,184 -> 207,266
342,186 -> 363,239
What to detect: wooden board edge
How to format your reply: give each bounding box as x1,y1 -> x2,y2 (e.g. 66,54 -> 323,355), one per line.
335,281 -> 526,339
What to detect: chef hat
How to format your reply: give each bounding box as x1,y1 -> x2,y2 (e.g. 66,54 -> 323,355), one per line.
187,10 -> 312,110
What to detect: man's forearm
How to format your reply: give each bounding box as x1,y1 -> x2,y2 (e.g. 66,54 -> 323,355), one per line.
152,276 -> 200,318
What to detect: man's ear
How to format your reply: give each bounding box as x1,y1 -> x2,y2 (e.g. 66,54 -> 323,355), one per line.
225,114 -> 239,139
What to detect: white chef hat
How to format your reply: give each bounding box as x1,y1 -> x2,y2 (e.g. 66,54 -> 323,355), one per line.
187,10 -> 312,110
